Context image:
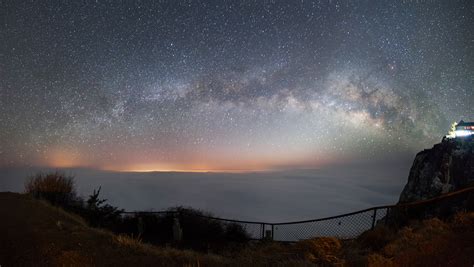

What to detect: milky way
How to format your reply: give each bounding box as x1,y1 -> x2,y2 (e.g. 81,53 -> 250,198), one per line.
1,0 -> 473,171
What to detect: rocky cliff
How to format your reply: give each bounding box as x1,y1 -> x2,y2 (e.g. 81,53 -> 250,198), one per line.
399,137 -> 474,203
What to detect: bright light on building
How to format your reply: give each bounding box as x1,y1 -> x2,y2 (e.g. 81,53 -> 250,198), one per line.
455,130 -> 473,137
452,120 -> 474,138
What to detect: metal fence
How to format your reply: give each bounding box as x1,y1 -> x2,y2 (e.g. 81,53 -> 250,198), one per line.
272,207 -> 389,241
120,186 -> 474,242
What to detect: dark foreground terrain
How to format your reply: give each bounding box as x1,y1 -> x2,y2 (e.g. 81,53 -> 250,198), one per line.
0,192 -> 225,266
1,192 -> 474,266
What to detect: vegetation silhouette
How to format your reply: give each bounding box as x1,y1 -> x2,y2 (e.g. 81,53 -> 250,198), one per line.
25,171 -> 76,206
117,207 -> 250,252
25,171 -> 250,252
16,171 -> 474,265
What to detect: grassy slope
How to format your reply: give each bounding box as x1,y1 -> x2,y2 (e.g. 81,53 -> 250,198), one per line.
0,192 -> 225,267
345,212 -> 474,266
1,192 -> 474,266
233,212 -> 474,266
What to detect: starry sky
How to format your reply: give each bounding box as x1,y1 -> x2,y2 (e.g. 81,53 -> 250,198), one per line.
1,0 -> 473,172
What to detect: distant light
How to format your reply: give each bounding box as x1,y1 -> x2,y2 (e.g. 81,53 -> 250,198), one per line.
455,130 -> 473,137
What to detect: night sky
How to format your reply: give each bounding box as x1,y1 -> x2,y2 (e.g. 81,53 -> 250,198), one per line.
1,0 -> 473,172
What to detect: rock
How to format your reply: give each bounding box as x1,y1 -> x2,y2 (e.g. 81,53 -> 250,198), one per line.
382,138 -> 474,226
398,137 -> 474,204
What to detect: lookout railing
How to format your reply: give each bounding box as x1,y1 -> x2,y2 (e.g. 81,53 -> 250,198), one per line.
120,186 -> 474,242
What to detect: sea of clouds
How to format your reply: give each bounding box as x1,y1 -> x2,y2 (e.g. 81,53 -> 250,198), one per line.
0,158 -> 411,222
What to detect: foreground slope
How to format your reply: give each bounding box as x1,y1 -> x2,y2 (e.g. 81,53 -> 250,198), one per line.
0,192 -> 224,266
1,191 -> 474,266
349,212 -> 474,266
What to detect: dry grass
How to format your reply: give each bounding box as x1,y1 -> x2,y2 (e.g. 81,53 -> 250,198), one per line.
2,191 -> 473,267
381,218 -> 449,258
0,192 -> 227,266
293,237 -> 344,265
452,210 -> 474,227
228,241 -> 300,266
343,212 -> 474,267
24,171 -> 75,194
223,237 -> 344,266
356,225 -> 396,251
114,234 -> 143,249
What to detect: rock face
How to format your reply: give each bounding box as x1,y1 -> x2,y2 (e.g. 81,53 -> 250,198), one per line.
399,137 -> 474,203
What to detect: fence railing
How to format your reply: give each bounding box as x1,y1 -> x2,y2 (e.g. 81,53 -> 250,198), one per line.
120,185 -> 474,242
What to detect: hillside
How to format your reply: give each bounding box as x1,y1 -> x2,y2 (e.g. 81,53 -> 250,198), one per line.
1,191 -> 474,266
0,192 -> 226,266
349,210 -> 474,266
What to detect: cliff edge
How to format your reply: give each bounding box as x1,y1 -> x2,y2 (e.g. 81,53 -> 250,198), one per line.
399,137 -> 474,203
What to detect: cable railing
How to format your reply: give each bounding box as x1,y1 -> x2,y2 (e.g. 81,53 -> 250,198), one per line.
119,185 -> 474,242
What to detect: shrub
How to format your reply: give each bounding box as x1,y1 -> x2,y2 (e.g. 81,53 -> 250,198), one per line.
117,207 -> 250,251
173,207 -> 250,248
24,172 -> 250,252
24,172 -> 123,230
224,222 -> 250,243
117,212 -> 175,244
25,171 -> 76,206
357,225 -> 397,251
81,186 -> 123,228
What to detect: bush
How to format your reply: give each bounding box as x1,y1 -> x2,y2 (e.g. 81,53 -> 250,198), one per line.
174,207 -> 250,248
117,207 -> 250,251
81,186 -> 123,228
25,172 -> 122,230
25,171 -> 76,206
24,172 -> 250,252
118,212 -> 174,244
357,225 -> 397,251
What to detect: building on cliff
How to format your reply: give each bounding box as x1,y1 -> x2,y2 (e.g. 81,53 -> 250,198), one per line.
455,120 -> 474,138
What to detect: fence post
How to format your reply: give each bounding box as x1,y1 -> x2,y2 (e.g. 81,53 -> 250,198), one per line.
172,211 -> 183,242
371,209 -> 377,230
271,224 -> 274,240
261,223 -> 265,240
264,229 -> 273,241
137,216 -> 144,236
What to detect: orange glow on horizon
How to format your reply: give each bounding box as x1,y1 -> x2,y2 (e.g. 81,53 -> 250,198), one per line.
43,148 -> 87,168
98,153 -> 337,173
103,161 -> 273,173
37,146 -> 340,173
117,168 -> 263,173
